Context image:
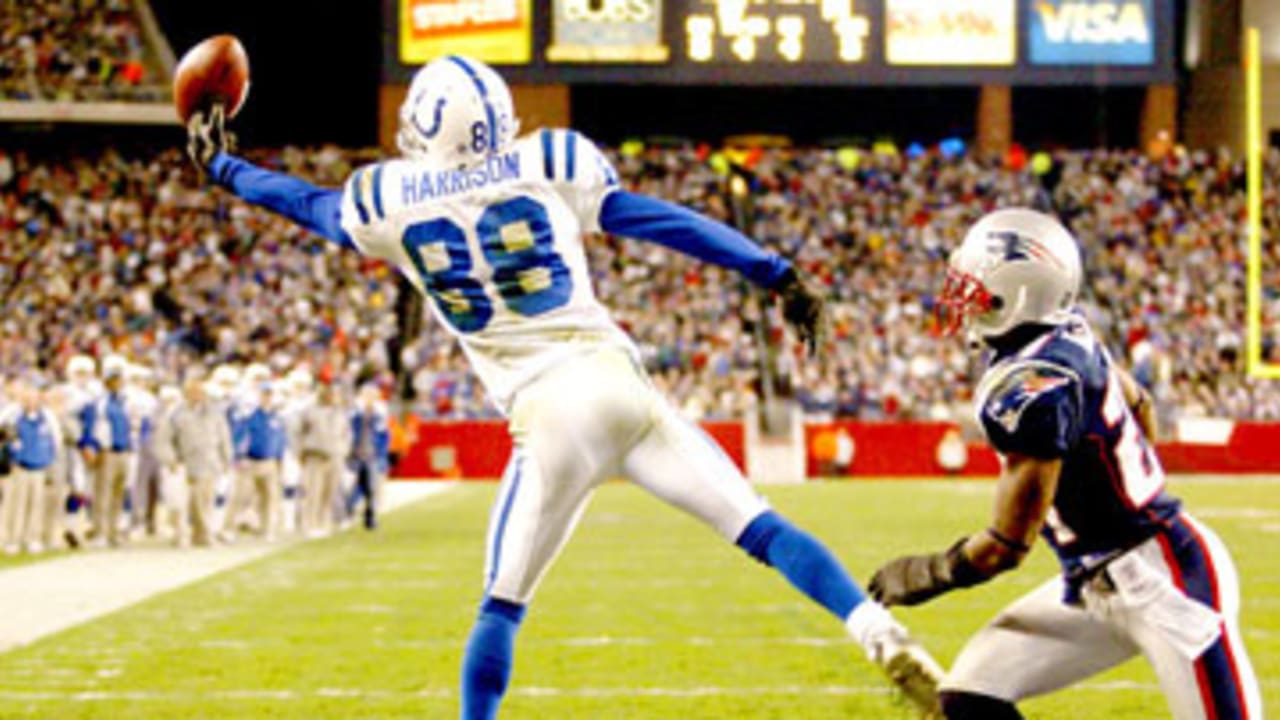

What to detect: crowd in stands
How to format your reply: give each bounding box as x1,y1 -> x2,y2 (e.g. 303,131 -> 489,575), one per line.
0,0 -> 160,102
0,139 -> 1278,436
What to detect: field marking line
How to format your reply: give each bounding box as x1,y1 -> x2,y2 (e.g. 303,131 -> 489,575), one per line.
0,481 -> 456,654
8,679 -> 1274,703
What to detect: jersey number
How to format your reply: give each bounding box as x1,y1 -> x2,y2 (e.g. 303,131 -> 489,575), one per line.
401,197 -> 573,333
1101,370 -> 1162,508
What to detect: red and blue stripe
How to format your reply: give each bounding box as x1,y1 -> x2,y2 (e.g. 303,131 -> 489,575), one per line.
1156,515 -> 1251,720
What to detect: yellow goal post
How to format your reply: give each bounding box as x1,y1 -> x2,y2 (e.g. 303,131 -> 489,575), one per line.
1245,27 -> 1275,378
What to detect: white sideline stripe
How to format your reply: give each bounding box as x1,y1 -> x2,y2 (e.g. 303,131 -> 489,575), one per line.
0,482 -> 455,653
8,680 -> 1267,703
1194,507 -> 1280,520
375,635 -> 852,649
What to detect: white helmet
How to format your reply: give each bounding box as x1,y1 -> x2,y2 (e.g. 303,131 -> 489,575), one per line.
397,55 -> 518,169
66,354 -> 96,382
285,367 -> 313,395
939,208 -> 1083,341
209,365 -> 240,398
244,362 -> 271,386
125,363 -> 153,385
159,385 -> 182,406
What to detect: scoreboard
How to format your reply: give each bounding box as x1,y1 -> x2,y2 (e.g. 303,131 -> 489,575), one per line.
384,0 -> 1174,86
682,0 -> 873,64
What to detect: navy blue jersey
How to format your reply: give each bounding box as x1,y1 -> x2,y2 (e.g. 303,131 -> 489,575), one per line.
976,318 -> 1181,574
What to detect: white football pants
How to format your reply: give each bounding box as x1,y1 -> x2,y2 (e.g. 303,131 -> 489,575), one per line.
943,514 -> 1262,720
483,347 -> 767,604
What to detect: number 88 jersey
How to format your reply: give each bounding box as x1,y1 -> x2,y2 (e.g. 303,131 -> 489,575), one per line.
974,316 -> 1182,568
339,128 -> 638,413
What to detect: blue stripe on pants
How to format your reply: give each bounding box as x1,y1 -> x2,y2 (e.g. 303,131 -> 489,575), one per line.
486,458 -> 523,591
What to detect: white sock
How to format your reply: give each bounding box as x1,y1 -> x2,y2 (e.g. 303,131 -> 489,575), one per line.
844,599 -> 899,651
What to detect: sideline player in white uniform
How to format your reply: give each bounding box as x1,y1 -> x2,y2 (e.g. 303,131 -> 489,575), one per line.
867,209 -> 1262,720
186,55 -> 943,719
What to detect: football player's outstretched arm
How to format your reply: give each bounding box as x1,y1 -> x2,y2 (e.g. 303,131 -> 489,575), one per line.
206,154 -> 353,249
868,363 -> 1077,607
598,188 -> 827,353
964,453 -> 1060,575
186,106 -> 353,249
866,455 -> 1061,607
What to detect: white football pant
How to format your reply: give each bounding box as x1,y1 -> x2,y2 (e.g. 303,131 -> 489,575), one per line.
483,347 -> 767,604
943,514 -> 1262,720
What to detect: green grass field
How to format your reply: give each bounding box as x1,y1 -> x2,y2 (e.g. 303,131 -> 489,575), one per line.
0,478 -> 1274,719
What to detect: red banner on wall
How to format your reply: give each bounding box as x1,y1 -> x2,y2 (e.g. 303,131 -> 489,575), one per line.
394,420 -> 746,479
805,422 -> 1002,478
392,419 -> 1280,480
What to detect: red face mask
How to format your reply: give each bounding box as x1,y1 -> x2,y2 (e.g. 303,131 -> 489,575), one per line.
937,267 -> 994,337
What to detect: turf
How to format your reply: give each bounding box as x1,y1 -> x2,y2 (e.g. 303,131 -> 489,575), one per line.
0,478 -> 1274,719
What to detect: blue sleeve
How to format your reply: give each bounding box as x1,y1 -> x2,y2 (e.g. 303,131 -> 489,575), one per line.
599,191 -> 792,290
980,367 -> 1081,459
375,420 -> 390,458
78,403 -> 99,451
230,411 -> 249,458
208,153 -> 354,250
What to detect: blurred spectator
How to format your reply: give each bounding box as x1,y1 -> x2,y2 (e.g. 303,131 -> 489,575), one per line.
347,384 -> 388,531
154,373 -> 232,547
79,356 -> 133,546
0,0 -> 162,102
297,381 -> 350,537
1,379 -> 61,554
241,383 -> 285,540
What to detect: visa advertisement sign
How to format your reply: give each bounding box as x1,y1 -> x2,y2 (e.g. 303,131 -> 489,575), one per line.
1027,0 -> 1154,65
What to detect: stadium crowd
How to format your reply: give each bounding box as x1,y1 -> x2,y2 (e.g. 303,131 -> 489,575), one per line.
0,139 -> 1274,452
1,137 -> 1278,550
0,139 -> 1274,420
0,0 -> 160,102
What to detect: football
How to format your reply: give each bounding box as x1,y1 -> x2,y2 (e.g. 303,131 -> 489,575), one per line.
173,34 -> 249,123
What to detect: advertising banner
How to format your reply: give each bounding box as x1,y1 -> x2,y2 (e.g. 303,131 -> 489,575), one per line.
400,0 -> 533,65
1027,0 -> 1155,65
547,0 -> 670,62
885,0 -> 1017,66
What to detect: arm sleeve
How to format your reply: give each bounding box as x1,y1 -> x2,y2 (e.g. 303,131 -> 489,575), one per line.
219,417 -> 234,469
600,191 -> 793,290
48,413 -> 63,466
208,153 -> 354,249
77,404 -> 99,451
980,366 -> 1082,460
152,415 -> 174,467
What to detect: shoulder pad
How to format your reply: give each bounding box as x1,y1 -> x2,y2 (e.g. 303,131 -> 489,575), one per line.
534,128 -> 618,187
978,360 -> 1079,436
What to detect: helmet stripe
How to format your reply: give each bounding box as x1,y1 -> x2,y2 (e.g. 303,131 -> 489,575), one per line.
565,131 -> 577,180
446,55 -> 498,152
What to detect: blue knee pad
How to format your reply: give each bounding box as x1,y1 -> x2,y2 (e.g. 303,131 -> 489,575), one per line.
736,510 -> 865,620
460,597 -> 526,720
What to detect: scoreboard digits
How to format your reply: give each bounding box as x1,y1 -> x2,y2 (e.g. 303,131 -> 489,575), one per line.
683,0 -> 870,64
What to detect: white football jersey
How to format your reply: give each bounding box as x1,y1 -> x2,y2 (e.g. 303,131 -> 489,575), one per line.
339,129 -> 638,412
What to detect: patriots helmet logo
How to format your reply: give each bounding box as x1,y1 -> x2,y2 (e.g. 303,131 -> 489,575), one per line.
987,230 -> 1066,270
